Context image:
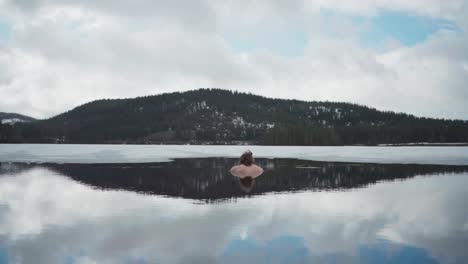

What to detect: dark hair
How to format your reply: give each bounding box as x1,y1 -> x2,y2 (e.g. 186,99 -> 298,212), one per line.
239,150 -> 253,166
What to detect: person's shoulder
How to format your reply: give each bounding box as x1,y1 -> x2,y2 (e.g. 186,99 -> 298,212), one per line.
252,164 -> 264,172
230,165 -> 243,172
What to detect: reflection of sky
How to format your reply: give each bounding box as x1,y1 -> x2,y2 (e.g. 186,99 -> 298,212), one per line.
0,168 -> 467,263
359,241 -> 438,264
221,236 -> 309,263
0,247 -> 8,264
221,237 -> 439,264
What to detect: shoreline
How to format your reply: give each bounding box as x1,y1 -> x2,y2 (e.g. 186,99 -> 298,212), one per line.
378,143 -> 468,147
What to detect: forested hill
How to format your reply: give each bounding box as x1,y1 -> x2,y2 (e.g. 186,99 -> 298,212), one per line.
1,88 -> 468,145
0,112 -> 36,124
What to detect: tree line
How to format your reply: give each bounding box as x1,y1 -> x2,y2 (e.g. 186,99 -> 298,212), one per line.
1,88 -> 468,145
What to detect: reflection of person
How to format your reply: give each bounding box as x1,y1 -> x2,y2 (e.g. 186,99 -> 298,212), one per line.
239,176 -> 255,193
230,150 -> 264,193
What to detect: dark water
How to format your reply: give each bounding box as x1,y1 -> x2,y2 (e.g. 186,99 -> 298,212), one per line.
1,158 -> 468,263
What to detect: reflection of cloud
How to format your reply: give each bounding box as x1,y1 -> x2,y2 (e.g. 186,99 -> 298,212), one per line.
0,168 -> 467,263
0,168 -> 257,263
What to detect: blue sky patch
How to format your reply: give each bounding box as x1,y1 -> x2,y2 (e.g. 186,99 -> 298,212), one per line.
0,20 -> 11,41
225,9 -> 458,56
360,10 -> 458,48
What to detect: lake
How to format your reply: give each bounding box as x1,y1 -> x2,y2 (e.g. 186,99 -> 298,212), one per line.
1,144 -> 468,263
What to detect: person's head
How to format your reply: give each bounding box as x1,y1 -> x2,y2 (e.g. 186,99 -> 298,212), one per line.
239,150 -> 254,166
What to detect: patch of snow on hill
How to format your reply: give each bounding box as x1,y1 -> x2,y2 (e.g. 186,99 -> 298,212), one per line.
1,118 -> 30,125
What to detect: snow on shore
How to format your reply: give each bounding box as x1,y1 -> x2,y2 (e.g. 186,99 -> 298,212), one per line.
0,144 -> 467,165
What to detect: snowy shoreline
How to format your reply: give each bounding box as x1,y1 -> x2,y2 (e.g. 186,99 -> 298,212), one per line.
378,142 -> 468,146
1,144 -> 468,165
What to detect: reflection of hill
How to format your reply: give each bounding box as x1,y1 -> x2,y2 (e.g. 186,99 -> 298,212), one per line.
25,158 -> 467,201
2,159 -> 468,201
0,162 -> 34,175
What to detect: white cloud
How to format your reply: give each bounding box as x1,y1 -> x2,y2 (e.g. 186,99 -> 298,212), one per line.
0,0 -> 467,119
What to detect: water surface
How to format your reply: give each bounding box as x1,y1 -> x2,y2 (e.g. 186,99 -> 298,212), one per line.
0,145 -> 468,263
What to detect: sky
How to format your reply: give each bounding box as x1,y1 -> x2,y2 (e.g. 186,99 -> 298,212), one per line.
0,0 -> 467,120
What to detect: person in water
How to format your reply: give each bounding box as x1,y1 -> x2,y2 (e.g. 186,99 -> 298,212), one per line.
230,150 -> 264,178
230,150 -> 264,192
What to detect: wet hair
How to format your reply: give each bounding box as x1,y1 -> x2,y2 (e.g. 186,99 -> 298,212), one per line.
239,150 -> 254,166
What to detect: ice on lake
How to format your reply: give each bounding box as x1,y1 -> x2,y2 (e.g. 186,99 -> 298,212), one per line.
1,144 -> 467,165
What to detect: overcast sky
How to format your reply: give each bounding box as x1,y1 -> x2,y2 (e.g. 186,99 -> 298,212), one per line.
0,0 -> 467,119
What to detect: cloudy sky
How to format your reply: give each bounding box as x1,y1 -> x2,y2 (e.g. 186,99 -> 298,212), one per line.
0,0 -> 467,119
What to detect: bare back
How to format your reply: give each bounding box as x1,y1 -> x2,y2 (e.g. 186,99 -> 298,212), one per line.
230,164 -> 264,178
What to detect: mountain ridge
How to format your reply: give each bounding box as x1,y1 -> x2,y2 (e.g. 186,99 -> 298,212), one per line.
1,88 -> 467,145
49,89 -> 447,121
0,112 -> 36,125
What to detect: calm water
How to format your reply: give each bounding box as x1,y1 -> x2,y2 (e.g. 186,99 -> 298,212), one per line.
1,145 -> 468,263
